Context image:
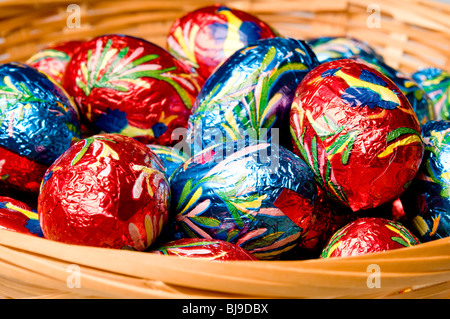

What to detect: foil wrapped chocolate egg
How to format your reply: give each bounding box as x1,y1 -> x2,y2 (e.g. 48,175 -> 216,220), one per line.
290,59 -> 424,212
187,37 -> 319,155
400,120 -> 450,241
167,4 -> 278,81
63,34 -> 203,146
0,196 -> 43,237
412,67 -> 450,120
26,40 -> 84,84
0,62 -> 81,193
146,144 -> 189,179
38,133 -> 170,250
309,37 -> 435,124
166,140 -> 318,260
308,36 -> 384,64
320,217 -> 420,258
150,238 -> 257,261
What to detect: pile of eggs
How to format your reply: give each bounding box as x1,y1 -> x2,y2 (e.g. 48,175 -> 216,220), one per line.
0,4 -> 448,261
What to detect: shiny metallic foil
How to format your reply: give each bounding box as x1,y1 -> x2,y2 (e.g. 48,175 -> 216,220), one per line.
412,68 -> 450,120
167,4 -> 278,82
187,37 -> 319,155
290,59 -> 424,212
401,120 -> 450,241
146,144 -> 189,180
27,40 -> 84,84
165,140 -> 319,260
309,36 -> 435,125
0,196 -> 43,237
0,62 -> 81,193
150,238 -> 257,261
321,217 -> 420,258
63,34 -> 203,146
38,133 -> 170,250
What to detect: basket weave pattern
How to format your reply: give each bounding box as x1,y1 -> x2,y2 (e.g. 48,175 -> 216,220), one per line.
0,0 -> 449,299
1,0 -> 449,72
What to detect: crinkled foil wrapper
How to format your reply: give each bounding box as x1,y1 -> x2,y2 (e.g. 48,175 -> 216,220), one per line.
63,34 -> 203,146
38,134 -> 170,250
290,59 -> 424,212
150,238 -> 257,261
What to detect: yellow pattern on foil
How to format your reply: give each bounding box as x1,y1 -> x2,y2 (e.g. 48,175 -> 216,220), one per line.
335,69 -> 401,106
377,135 -> 422,158
385,224 -> 412,245
4,203 -> 38,220
180,187 -> 203,215
219,9 -> 244,57
173,24 -> 199,65
412,215 -> 430,237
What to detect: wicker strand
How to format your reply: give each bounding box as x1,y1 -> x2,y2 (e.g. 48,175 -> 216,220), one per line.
0,0 -> 449,72
0,230 -> 448,298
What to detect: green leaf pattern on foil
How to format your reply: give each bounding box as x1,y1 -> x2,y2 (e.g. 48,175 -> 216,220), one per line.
172,144 -> 302,259
76,38 -> 194,109
195,46 -> 308,142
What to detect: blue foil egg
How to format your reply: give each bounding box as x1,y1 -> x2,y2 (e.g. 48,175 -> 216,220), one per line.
308,36 -> 384,64
0,62 -> 81,166
401,120 -> 450,241
164,140 -> 319,259
146,144 -> 189,180
412,67 -> 450,121
187,37 -> 319,156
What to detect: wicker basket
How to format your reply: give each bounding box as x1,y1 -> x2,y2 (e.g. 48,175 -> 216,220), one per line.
0,0 -> 449,299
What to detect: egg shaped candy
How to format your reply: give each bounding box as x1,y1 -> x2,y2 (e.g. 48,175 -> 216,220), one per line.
290,59 -> 424,212
412,67 -> 450,120
320,217 -> 420,258
146,144 -> 189,179
308,37 -> 435,124
187,37 -> 319,155
308,36 -> 384,64
167,4 -> 278,81
63,34 -> 203,146
400,120 -> 450,241
0,196 -> 43,237
0,62 -> 81,193
167,140 -> 318,260
26,40 -> 84,84
150,238 -> 257,261
38,133 -> 170,250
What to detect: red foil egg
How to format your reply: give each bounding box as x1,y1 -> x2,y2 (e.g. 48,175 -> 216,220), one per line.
167,4 -> 278,81
298,188 -> 355,253
290,59 -> 424,212
27,40 -> 84,84
0,196 -> 43,237
0,144 -> 48,194
150,238 -> 257,261
63,34 -> 203,145
320,217 -> 420,258
38,133 -> 170,250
